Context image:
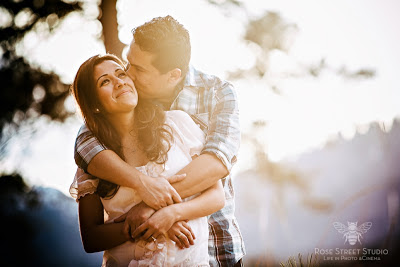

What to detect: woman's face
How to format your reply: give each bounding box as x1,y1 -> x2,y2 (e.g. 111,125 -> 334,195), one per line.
93,60 -> 138,114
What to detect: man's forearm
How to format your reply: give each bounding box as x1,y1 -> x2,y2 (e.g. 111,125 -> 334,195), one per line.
87,150 -> 183,210
172,153 -> 229,199
171,180 -> 225,221
87,150 -> 143,189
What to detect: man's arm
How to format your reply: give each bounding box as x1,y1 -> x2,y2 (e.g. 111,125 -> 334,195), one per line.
172,153 -> 228,199
172,80 -> 240,198
74,126 -> 184,210
87,150 -> 185,210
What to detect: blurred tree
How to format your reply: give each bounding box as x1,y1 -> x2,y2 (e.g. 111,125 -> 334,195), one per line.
206,0 -> 244,16
230,11 -> 375,82
207,0 -> 242,7
245,120 -> 333,213
243,11 -> 298,77
100,0 -> 124,58
0,0 -> 82,140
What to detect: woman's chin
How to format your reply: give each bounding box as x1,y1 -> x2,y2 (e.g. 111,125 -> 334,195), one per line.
119,101 -> 138,111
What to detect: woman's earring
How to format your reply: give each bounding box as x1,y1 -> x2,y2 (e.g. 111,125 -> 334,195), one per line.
94,108 -> 100,113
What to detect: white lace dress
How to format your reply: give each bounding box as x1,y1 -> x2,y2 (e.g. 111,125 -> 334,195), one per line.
70,110 -> 209,267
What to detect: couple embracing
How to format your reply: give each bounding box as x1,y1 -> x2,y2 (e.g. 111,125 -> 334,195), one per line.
69,16 -> 245,267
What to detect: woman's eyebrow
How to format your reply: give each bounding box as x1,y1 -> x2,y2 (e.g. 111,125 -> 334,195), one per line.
96,67 -> 124,83
96,73 -> 108,84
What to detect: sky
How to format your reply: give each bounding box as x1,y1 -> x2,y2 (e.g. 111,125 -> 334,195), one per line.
4,0 -> 400,195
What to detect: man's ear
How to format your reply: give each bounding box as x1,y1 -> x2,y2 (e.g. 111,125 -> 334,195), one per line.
168,68 -> 182,83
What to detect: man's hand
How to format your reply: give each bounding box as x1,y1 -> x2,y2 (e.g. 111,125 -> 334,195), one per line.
114,201 -> 155,240
137,173 -> 186,210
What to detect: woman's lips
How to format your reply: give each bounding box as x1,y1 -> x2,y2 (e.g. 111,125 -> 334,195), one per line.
116,89 -> 132,98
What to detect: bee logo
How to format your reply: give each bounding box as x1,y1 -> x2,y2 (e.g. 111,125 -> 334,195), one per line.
333,221 -> 372,245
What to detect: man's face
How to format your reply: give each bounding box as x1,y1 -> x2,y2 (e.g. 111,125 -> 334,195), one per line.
126,42 -> 173,100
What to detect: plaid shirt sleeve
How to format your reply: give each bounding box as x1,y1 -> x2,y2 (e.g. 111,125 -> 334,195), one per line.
74,124 -> 107,172
202,81 -> 240,172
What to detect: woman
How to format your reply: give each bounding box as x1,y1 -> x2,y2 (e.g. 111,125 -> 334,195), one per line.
69,54 -> 225,266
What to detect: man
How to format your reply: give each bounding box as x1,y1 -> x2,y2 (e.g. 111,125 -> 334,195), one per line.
74,16 -> 245,266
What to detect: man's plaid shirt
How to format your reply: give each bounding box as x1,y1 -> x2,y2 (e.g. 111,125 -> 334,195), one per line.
74,66 -> 245,266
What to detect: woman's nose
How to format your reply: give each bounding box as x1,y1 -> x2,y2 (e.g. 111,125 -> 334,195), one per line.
115,77 -> 125,88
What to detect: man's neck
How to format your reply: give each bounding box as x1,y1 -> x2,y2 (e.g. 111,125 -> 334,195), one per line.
156,77 -> 186,110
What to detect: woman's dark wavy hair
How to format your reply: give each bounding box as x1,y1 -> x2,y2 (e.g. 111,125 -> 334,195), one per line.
71,54 -> 173,198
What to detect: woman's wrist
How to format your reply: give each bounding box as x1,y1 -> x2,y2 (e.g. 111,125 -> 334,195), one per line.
167,203 -> 183,222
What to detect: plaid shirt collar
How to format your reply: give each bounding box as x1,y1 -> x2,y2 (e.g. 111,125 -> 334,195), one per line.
183,65 -> 206,88
161,65 -> 203,109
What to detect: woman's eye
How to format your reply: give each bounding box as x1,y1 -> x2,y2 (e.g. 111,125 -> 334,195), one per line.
100,79 -> 109,86
118,72 -> 127,78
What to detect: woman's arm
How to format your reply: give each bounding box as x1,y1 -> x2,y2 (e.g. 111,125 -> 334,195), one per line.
131,180 -> 225,240
78,193 -> 129,253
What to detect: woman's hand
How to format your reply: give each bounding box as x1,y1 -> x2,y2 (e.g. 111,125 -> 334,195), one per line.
167,221 -> 195,249
130,205 -> 178,241
114,201 -> 155,240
